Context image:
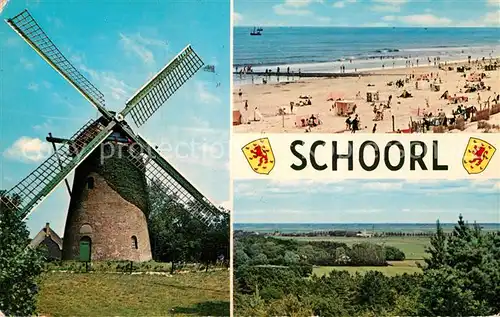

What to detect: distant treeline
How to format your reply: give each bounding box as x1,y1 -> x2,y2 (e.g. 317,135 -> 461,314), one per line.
235,236 -> 405,268
235,229 -> 484,238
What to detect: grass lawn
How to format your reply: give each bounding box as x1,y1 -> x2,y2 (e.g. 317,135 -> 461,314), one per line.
37,270 -> 229,317
282,236 -> 431,260
313,260 -> 423,277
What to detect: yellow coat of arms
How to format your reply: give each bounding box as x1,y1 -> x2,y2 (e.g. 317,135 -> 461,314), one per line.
462,137 -> 496,174
241,137 -> 275,175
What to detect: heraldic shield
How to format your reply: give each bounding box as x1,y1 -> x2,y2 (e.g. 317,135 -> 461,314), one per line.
462,137 -> 496,175
241,137 -> 275,175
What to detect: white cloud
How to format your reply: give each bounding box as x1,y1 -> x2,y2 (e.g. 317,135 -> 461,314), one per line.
28,82 -> 39,92
361,182 -> 403,191
46,16 -> 63,28
362,22 -> 390,27
20,57 -> 34,70
317,16 -> 332,23
371,0 -> 407,12
457,10 -> 500,27
382,15 -> 396,21
195,81 -> 221,104
273,4 -> 312,15
398,14 -> 452,26
372,0 -> 408,4
487,0 -> 500,6
346,0 -> 357,2
284,0 -> 323,8
382,14 -> 453,26
79,65 -> 133,102
484,10 -> 500,25
119,33 -> 168,65
4,137 -> 52,163
233,12 -> 243,25
372,5 -> 401,12
333,1 -> 345,8
32,119 -> 53,132
0,0 -> 10,14
42,81 -> 52,89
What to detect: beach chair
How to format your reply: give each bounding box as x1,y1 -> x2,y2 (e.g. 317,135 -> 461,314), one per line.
232,110 -> 242,126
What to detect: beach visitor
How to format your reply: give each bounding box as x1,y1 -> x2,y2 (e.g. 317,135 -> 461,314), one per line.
238,89 -> 242,99
345,116 -> 351,130
477,93 -> 481,108
277,67 -> 280,74
244,100 -> 248,111
351,115 -> 359,133
372,123 -> 377,133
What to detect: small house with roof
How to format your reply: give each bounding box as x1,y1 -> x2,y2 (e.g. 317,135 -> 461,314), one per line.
29,223 -> 63,260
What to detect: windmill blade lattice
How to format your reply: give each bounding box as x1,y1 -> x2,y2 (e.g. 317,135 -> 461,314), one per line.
6,10 -> 112,119
4,120 -> 114,220
120,45 -> 204,127
124,136 -> 222,226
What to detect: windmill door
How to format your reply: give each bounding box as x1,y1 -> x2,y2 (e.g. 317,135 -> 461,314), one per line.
79,237 -> 91,262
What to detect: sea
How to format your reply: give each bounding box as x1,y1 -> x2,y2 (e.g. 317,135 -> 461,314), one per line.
234,223 -> 500,234
233,27 -> 500,85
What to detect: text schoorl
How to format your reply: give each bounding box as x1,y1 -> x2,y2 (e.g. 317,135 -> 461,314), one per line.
290,140 -> 448,172
232,134 -> 499,180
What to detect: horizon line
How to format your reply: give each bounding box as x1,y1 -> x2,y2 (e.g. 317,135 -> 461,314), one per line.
235,25 -> 500,28
234,222 -> 500,224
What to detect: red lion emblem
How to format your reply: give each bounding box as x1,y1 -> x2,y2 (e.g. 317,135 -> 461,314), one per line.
468,144 -> 488,166
250,144 -> 269,168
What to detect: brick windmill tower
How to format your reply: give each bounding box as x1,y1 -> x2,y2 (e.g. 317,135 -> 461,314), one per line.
4,10 -> 223,262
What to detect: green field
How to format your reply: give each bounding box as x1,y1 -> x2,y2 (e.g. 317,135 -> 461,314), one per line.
278,236 -> 430,276
280,236 -> 430,260
313,260 -> 424,277
37,271 -> 229,316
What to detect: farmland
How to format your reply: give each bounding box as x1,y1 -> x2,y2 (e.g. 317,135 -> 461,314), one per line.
279,236 -> 430,260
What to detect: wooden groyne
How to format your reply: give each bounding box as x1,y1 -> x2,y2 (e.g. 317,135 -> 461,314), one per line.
232,71 -> 411,78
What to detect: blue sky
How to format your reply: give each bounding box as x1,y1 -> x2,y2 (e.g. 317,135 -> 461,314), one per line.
234,179 -> 500,223
233,0 -> 500,27
0,0 -> 230,236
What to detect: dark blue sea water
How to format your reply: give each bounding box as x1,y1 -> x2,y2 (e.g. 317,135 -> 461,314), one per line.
234,27 -> 500,76
234,223 -> 500,234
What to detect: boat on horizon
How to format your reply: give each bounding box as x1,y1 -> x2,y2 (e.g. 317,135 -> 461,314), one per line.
250,26 -> 262,36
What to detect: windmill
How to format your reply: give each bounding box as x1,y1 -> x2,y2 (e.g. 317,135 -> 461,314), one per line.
2,9 -> 225,262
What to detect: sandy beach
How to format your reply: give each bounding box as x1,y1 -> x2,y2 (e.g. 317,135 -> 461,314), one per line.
233,60 -> 500,133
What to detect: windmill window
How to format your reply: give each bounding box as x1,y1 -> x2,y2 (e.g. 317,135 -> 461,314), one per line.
87,177 -> 95,189
131,236 -> 138,249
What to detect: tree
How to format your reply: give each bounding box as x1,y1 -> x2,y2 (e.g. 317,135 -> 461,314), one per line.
0,192 -> 45,316
424,220 -> 447,269
419,215 -> 500,316
284,251 -> 300,265
147,183 -> 229,271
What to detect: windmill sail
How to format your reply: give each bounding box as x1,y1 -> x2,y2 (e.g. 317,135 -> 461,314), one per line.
123,134 -> 223,225
120,45 -> 204,127
3,120 -> 114,220
6,10 -> 113,119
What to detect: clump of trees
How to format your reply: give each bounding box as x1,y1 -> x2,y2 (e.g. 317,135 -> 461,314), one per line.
235,215 -> 500,316
147,184 -> 229,272
235,236 -> 404,268
0,192 -> 45,316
